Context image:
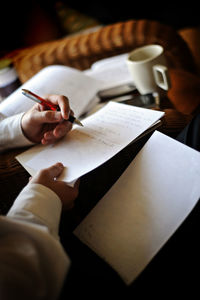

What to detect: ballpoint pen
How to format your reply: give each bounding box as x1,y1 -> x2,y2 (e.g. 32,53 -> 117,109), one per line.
21,89 -> 83,126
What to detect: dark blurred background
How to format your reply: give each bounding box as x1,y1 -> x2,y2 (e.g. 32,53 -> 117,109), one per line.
1,0 -> 200,56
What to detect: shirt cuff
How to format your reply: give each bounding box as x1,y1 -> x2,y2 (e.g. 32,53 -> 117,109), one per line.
7,183 -> 62,239
2,113 -> 34,149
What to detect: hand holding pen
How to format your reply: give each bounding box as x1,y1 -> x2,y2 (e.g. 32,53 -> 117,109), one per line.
22,89 -> 83,126
21,90 -> 83,145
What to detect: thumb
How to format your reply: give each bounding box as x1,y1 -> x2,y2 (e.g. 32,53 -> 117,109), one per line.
42,162 -> 64,179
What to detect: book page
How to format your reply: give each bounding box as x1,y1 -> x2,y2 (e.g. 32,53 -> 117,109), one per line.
84,53 -> 133,89
0,65 -> 103,118
16,102 -> 164,183
74,131 -> 200,285
89,53 -> 128,71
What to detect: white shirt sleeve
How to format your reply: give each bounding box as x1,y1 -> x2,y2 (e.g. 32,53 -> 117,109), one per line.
0,112 -> 33,153
0,183 -> 71,300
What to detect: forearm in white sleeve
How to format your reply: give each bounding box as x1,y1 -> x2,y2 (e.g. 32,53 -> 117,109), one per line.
0,112 -> 33,152
0,183 -> 70,300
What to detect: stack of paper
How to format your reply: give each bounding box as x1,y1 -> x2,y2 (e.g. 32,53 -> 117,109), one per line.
16,102 -> 164,184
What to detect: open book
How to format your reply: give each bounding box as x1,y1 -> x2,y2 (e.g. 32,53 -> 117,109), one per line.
74,130 -> 200,285
0,65 -> 102,118
0,53 -> 132,118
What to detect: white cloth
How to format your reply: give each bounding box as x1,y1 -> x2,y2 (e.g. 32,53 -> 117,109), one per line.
0,112 -> 33,153
0,183 -> 70,300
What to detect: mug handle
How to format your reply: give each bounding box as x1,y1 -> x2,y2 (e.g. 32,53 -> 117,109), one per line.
153,64 -> 171,91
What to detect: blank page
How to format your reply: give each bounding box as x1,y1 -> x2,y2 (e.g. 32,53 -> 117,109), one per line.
74,131 -> 200,285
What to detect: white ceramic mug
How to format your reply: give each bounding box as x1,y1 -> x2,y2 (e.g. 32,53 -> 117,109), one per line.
126,44 -> 171,95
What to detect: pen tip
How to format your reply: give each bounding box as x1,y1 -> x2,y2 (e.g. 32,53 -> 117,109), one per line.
75,119 -> 84,126
77,120 -> 84,127
22,88 -> 29,93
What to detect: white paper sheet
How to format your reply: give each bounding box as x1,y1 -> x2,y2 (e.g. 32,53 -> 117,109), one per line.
74,131 -> 200,285
16,102 -> 164,183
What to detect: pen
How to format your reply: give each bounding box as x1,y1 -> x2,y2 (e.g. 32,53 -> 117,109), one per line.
21,89 -> 83,127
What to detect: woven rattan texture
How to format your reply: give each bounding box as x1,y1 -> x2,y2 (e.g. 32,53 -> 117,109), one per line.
11,19 -> 196,83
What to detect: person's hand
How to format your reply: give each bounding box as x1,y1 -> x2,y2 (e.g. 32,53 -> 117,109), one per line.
30,162 -> 79,210
21,95 -> 73,144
